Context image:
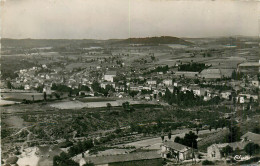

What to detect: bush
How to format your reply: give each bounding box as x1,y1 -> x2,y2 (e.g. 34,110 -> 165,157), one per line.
202,160 -> 214,165
238,157 -> 260,165
244,143 -> 260,156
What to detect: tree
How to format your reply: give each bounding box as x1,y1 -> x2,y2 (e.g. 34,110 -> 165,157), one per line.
174,136 -> 182,144
43,92 -> 47,101
161,135 -> 165,142
221,145 -> 233,157
202,160 -> 214,165
252,127 -> 260,134
31,95 -> 35,102
83,162 -> 94,166
53,152 -> 79,166
228,126 -> 242,143
168,132 -> 172,140
231,70 -> 237,80
244,143 -> 260,156
129,91 -> 138,98
122,102 -> 130,111
174,132 -> 198,149
106,103 -> 112,112
7,81 -> 12,89
183,131 -> 198,149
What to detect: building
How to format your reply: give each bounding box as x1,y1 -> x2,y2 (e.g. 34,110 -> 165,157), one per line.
174,71 -> 199,78
100,82 -> 116,89
81,151 -> 162,166
239,93 -> 258,102
239,96 -> 245,104
207,142 -> 247,160
241,132 -> 260,145
104,71 -> 116,82
161,141 -> 193,161
163,79 -> 173,86
188,86 -> 206,96
221,91 -> 232,100
237,61 -> 260,74
146,79 -> 157,85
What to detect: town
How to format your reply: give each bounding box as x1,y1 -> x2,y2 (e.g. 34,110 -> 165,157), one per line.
1,36 -> 260,166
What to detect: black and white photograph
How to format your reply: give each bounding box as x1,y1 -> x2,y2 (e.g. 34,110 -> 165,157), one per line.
1,0 -> 260,165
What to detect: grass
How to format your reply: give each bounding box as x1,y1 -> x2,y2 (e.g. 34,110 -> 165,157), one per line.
78,97 -> 116,103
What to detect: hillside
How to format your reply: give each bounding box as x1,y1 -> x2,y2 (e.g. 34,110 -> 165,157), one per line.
114,36 -> 192,45
1,38 -> 105,48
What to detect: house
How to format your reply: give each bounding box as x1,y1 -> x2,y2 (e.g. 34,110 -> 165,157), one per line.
115,85 -> 125,92
43,86 -> 52,95
100,82 -> 116,89
163,79 -> 173,86
175,71 -> 199,78
239,96 -> 245,104
144,94 -> 151,100
239,93 -> 258,102
129,84 -> 140,91
221,91 -> 232,100
241,132 -> 260,145
188,86 -> 205,96
146,79 -> 157,85
181,86 -> 188,92
161,141 -> 193,161
203,96 -> 211,101
104,71 -> 116,82
81,151 -> 162,166
237,61 -> 260,74
24,84 -> 31,90
173,82 -> 178,87
207,142 -> 247,160
79,91 -> 94,96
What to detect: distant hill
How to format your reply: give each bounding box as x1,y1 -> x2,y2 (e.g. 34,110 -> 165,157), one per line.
114,36 -> 192,45
1,38 -> 105,48
1,36 -> 192,48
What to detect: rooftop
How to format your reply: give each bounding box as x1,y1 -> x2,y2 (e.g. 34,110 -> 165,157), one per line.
83,151 -> 161,165
238,62 -> 260,67
241,132 -> 260,144
163,141 -> 190,152
105,71 -> 117,75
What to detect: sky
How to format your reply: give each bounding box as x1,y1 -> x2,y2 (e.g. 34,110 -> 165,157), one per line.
1,0 -> 260,39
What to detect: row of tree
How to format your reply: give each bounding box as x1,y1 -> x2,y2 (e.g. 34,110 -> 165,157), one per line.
163,88 -> 221,107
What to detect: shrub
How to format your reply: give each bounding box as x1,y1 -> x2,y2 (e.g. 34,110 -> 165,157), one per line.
202,160 -> 214,165
238,157 -> 260,165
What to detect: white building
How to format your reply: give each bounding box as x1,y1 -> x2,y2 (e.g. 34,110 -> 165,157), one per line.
146,79 -> 157,85
221,91 -> 232,100
104,71 -> 116,82
163,79 -> 173,86
100,82 -> 116,89
161,141 -> 193,161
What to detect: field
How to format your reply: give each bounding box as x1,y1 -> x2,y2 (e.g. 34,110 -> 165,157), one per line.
78,97 -> 117,102
49,99 -> 143,109
1,92 -> 44,102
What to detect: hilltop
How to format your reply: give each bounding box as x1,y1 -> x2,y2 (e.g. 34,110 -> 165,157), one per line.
114,36 -> 192,45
